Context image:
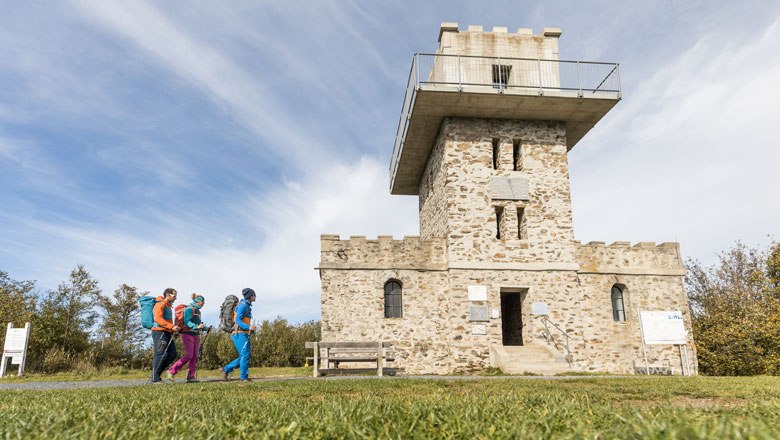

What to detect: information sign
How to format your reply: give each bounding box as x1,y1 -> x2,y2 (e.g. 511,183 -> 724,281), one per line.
639,311 -> 686,345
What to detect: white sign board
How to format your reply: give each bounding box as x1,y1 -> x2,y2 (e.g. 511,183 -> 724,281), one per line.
640,311 -> 686,345
531,302 -> 549,316
471,324 -> 487,335
3,328 -> 28,352
467,285 -> 487,301
2,322 -> 31,377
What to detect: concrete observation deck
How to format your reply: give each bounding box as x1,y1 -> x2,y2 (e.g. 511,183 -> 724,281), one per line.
389,29 -> 622,195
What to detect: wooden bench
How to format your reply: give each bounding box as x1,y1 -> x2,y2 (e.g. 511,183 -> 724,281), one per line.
305,341 -> 397,377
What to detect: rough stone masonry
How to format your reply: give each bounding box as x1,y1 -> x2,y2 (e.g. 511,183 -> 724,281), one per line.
318,24 -> 697,375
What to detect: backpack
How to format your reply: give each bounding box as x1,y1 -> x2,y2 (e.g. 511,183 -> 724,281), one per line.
139,296 -> 159,329
219,295 -> 240,333
175,304 -> 192,332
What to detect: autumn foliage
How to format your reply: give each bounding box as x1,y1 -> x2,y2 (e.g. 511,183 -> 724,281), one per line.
686,240 -> 780,376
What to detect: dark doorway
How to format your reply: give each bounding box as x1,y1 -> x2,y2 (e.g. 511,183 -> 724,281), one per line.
501,291 -> 524,345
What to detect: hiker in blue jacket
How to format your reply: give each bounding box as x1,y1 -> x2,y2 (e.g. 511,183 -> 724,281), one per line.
222,288 -> 256,381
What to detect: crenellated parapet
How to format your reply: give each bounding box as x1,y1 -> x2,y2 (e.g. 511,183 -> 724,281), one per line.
437,23 -> 562,60
319,235 -> 447,270
576,241 -> 685,276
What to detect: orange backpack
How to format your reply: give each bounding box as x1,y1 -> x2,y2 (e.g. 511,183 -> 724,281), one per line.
174,304 -> 193,332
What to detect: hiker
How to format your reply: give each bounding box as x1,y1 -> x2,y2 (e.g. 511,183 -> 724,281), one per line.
166,293 -> 206,382
222,288 -> 256,381
151,287 -> 180,383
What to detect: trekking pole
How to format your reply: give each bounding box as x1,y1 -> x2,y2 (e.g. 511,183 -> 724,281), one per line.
194,327 -> 208,381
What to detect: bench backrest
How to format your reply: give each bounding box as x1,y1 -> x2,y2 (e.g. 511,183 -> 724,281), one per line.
305,341 -> 392,349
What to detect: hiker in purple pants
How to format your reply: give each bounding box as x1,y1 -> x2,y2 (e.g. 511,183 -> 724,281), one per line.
167,294 -> 206,382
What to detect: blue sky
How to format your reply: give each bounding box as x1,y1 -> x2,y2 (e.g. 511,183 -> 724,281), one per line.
1,1 -> 779,324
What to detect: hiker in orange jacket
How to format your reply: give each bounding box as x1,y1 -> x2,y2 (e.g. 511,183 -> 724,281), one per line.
151,288 -> 181,383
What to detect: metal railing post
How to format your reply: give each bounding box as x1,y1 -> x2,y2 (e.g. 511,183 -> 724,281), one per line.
616,64 -> 622,99
457,55 -> 462,91
537,58 -> 543,95
498,56 -> 503,93
416,54 -> 420,89
576,61 -> 582,97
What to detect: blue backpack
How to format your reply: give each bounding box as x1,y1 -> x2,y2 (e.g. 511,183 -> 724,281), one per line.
139,296 -> 159,329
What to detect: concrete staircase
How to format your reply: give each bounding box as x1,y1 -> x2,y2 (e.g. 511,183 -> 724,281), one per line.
490,345 -> 574,375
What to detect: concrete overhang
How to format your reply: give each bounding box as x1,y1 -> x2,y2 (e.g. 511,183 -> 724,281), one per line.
389,85 -> 620,195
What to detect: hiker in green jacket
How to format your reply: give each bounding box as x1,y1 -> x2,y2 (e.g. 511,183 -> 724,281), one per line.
166,293 -> 206,382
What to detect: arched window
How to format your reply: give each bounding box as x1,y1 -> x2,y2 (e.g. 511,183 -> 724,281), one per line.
611,285 -> 626,322
384,280 -> 403,318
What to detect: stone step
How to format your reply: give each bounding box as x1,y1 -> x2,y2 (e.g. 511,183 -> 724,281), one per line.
502,362 -> 573,375
491,344 -> 574,376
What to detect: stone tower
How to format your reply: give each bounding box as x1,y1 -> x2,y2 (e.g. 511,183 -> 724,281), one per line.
319,23 -> 697,375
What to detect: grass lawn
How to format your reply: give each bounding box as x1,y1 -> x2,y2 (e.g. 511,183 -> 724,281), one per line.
0,366 -> 312,383
1,376 -> 778,439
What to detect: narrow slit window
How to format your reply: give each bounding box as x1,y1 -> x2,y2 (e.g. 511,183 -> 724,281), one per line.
492,138 -> 499,170
492,64 -> 511,88
495,206 -> 504,239
611,285 -> 626,322
384,280 -> 403,318
517,207 -> 526,239
512,139 -> 522,171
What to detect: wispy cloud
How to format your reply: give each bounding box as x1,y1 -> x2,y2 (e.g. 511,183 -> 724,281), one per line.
4,156 -> 417,323
571,16 -> 780,263
71,0 -> 352,170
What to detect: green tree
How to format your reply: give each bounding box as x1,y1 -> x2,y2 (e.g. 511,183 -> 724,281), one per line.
252,317 -> 321,367
686,240 -> 780,375
30,265 -> 103,372
95,284 -> 146,367
0,271 -> 37,349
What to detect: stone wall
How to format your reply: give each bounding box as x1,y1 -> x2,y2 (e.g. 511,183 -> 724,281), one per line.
320,268 -> 452,375
418,130 -> 449,240
576,272 -> 696,375
425,118 -> 577,266
574,240 -> 696,374
445,268 -> 584,372
577,241 -> 686,275
319,235 -> 451,375
320,235 -> 446,270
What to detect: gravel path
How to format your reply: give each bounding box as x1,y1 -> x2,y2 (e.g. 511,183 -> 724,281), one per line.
0,374 -> 624,391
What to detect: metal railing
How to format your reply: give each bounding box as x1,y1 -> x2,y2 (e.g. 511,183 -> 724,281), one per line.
541,316 -> 575,367
390,53 -> 621,188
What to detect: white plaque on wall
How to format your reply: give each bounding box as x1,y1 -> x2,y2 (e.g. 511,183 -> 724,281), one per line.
467,285 -> 487,301
531,302 -> 549,315
491,309 -> 500,319
471,324 -> 487,335
468,304 -> 489,322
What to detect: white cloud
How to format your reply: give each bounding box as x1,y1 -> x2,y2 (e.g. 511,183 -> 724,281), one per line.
571,17 -> 780,263
71,0 -> 328,169
13,156 -> 418,323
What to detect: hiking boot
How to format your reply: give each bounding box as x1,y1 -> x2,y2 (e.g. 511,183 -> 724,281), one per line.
221,369 -> 229,381
165,372 -> 175,382
186,378 -> 198,383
